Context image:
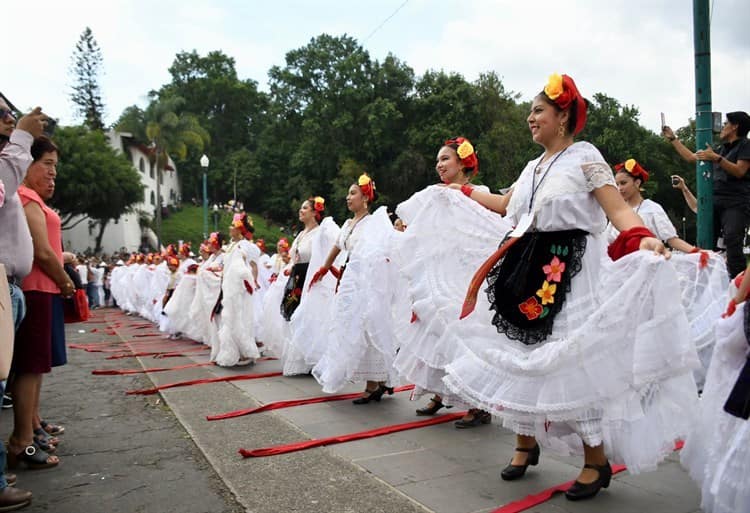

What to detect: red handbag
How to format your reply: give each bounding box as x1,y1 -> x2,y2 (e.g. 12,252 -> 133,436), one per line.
63,289 -> 90,323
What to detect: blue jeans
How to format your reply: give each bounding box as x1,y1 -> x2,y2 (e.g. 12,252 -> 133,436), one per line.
0,283 -> 21,489
86,282 -> 98,308
9,282 -> 25,331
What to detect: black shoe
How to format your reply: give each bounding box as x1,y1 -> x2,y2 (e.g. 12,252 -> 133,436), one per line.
565,461 -> 612,501
500,444 -> 540,481
2,395 -> 12,410
454,409 -> 491,429
352,385 -> 388,405
416,398 -> 447,416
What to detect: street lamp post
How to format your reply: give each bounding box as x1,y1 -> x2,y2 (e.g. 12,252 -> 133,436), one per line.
200,154 -> 209,239
150,141 -> 162,250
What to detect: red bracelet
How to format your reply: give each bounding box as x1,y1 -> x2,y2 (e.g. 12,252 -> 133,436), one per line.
460,184 -> 473,197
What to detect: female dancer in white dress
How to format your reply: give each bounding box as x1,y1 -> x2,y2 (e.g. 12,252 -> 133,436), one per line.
681,268 -> 750,513
391,137 -> 513,428
270,197 -> 340,375
188,233 -> 224,348
608,158 -> 729,387
214,213 -> 261,366
263,197 -> 328,374
439,74 -> 700,501
310,174 -> 399,402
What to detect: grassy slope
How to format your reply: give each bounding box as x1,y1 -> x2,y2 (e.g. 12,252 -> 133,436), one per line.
160,205 -> 286,248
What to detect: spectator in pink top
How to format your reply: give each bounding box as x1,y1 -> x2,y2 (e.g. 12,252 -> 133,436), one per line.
8,136 -> 73,471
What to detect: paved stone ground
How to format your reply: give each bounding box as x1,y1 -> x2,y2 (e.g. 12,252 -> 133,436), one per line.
4,309 -> 706,513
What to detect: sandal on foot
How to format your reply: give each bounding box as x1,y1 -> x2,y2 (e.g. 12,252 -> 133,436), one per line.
33,429 -> 58,453
40,421 -> 64,436
7,442 -> 59,470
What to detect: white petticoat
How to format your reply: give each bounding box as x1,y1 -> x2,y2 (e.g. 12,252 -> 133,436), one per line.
442,244 -> 701,474
391,185 -> 513,406
681,301 -> 750,513
669,251 -> 729,388
312,207 -> 400,393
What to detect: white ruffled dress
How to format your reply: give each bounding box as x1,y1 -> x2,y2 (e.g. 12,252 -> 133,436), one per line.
214,240 -> 262,366
188,253 -> 223,348
312,207 -> 400,393
607,198 -> 729,388
681,299 -> 750,513
391,185 -> 513,405
441,142 -> 701,473
287,218 -> 341,373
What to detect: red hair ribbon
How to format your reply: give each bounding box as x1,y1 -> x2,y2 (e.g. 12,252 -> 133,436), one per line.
544,74 -> 587,135
179,243 -> 191,257
357,174 -> 376,202
444,137 -> 479,176
614,159 -> 649,182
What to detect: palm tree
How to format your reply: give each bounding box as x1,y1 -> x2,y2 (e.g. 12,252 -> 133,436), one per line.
117,96 -> 210,248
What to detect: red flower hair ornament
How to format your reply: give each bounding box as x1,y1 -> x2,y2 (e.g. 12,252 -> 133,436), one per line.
444,137 -> 479,176
232,213 -> 254,239
543,73 -> 587,135
614,159 -> 649,182
357,173 -> 376,202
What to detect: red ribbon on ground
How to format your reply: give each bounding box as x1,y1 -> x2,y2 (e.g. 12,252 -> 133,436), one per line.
93,361 -> 216,375
490,440 -> 684,513
208,385 -> 416,421
106,347 -> 209,359
490,464 -> 627,513
126,371 -> 283,395
238,411 -> 466,458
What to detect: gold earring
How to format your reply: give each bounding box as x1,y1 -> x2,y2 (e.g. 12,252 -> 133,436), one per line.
558,123 -> 566,137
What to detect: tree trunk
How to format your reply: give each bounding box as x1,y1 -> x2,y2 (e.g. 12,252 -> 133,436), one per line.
94,218 -> 109,254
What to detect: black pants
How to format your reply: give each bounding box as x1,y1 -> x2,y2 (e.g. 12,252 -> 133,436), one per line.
715,202 -> 750,278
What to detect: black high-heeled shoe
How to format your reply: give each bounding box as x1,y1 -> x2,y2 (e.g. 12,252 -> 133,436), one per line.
454,409 -> 491,429
416,397 -> 450,416
352,385 -> 388,404
565,461 -> 612,501
500,444 -> 540,481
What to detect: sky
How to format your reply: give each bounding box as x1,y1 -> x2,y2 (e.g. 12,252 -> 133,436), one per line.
4,0 -> 749,135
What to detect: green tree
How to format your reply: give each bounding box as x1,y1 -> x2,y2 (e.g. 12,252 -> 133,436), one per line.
70,27 -> 106,131
155,50 -> 268,205
116,96 -> 210,247
51,126 -> 143,252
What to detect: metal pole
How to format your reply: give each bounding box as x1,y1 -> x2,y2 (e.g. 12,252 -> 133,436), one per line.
693,0 -> 713,248
155,148 -> 162,250
202,171 -> 208,239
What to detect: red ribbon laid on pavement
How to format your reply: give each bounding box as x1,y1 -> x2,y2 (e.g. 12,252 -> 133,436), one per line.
490,440 -> 684,513
105,346 -> 210,359
126,371 -> 283,395
208,385 -> 416,421
93,361 -> 217,375
490,464 -> 626,513
238,411 -> 466,458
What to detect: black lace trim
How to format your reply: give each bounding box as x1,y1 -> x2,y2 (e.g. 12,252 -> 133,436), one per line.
485,230 -> 588,346
280,263 -> 309,321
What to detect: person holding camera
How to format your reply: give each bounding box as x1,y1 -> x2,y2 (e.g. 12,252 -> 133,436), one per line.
670,175 -> 698,214
0,101 -> 48,510
663,111 -> 750,277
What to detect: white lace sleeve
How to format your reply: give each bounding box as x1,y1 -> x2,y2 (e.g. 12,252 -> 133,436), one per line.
581,161 -> 616,191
